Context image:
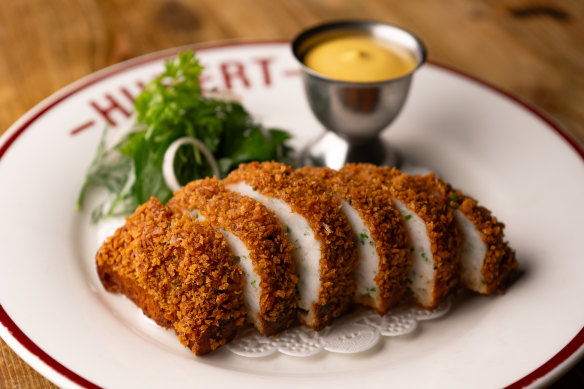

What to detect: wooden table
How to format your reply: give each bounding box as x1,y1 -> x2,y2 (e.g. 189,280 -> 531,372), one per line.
1,0 -> 583,387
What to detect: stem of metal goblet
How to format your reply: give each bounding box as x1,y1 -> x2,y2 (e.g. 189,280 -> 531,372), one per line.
302,131 -> 400,170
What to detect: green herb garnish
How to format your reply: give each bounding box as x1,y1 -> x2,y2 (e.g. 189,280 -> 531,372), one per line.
75,126 -> 136,222
293,239 -> 301,250
359,232 -> 368,245
404,214 -> 413,221
421,252 -> 428,262
77,50 -> 292,222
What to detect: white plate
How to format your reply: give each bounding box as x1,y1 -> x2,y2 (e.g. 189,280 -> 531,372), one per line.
1,41 -> 583,389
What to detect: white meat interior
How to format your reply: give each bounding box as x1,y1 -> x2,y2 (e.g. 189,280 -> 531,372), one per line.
190,210 -> 260,316
454,210 -> 488,293
392,199 -> 434,307
341,200 -> 380,301
226,182 -> 320,312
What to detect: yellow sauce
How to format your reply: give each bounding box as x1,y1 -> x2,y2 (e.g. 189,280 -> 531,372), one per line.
303,35 -> 417,82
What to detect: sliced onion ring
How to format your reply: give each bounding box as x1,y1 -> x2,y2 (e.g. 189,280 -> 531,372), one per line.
162,137 -> 220,192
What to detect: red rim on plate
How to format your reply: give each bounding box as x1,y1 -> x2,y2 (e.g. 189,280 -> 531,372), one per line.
0,40 -> 582,389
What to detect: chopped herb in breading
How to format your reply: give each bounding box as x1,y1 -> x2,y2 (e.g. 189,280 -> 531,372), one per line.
359,232 -> 368,245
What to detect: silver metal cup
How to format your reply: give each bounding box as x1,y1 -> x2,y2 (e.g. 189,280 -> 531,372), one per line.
292,20 -> 426,168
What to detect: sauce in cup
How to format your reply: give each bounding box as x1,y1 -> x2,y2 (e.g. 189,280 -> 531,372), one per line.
303,35 -> 417,82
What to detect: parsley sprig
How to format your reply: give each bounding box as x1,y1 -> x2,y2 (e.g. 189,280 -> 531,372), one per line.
77,50 -> 292,222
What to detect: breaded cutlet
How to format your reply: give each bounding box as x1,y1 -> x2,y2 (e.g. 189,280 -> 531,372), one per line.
96,197 -> 246,355
168,177 -> 297,336
224,162 -> 358,330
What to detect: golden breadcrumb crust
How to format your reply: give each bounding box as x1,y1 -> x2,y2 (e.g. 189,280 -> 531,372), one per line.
341,163 -> 462,310
224,162 -> 358,330
297,167 -> 411,314
97,225 -> 173,329
96,198 -> 246,356
167,177 -> 297,335
419,174 -> 518,294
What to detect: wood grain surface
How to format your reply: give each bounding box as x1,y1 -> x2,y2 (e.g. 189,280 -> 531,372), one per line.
0,0 -> 583,387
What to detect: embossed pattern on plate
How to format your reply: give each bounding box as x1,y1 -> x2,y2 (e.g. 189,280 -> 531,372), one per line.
227,300 -> 450,357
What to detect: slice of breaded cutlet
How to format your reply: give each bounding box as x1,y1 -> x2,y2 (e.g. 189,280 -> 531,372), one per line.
297,166 -> 411,315
415,174 -> 518,294
167,177 -> 297,336
342,164 -> 462,310
224,162 -> 358,331
96,197 -> 246,355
